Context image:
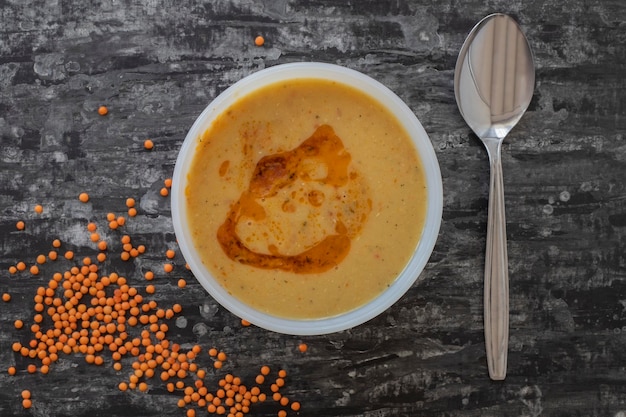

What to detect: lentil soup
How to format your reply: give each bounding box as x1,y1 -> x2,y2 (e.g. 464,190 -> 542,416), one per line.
185,78 -> 427,319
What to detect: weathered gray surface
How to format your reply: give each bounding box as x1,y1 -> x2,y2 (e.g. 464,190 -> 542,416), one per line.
1,0 -> 626,416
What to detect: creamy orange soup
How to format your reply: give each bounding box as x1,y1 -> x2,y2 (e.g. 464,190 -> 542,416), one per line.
186,78 -> 427,319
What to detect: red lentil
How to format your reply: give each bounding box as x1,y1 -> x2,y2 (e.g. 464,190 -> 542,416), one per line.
4,191 -> 304,417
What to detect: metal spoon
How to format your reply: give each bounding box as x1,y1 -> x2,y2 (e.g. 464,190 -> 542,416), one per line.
453,13 -> 535,380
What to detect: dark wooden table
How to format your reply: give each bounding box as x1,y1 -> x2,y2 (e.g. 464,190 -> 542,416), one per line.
1,1 -> 625,416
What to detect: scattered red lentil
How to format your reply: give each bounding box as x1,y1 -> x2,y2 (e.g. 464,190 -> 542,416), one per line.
4,190 -> 304,417
160,187 -> 169,197
98,105 -> 108,116
241,319 -> 251,327
16,220 -> 25,230
298,343 -> 308,353
78,192 -> 89,203
2,293 -> 11,302
144,139 -> 154,150
255,36 -> 265,46
34,204 -> 43,214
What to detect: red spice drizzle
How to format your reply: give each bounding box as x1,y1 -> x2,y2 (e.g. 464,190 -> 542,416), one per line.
217,124 -> 365,273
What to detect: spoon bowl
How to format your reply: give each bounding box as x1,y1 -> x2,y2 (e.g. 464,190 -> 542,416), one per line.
454,13 -> 535,380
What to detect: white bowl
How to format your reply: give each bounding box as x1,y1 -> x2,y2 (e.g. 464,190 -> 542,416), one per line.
171,62 -> 442,335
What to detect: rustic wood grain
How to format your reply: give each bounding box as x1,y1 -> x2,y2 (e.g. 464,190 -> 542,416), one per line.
1,0 -> 626,416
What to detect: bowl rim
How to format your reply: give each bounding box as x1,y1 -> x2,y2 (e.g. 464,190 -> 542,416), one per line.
171,62 -> 443,335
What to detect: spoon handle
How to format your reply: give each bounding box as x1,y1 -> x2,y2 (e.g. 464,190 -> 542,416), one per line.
483,138 -> 509,381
